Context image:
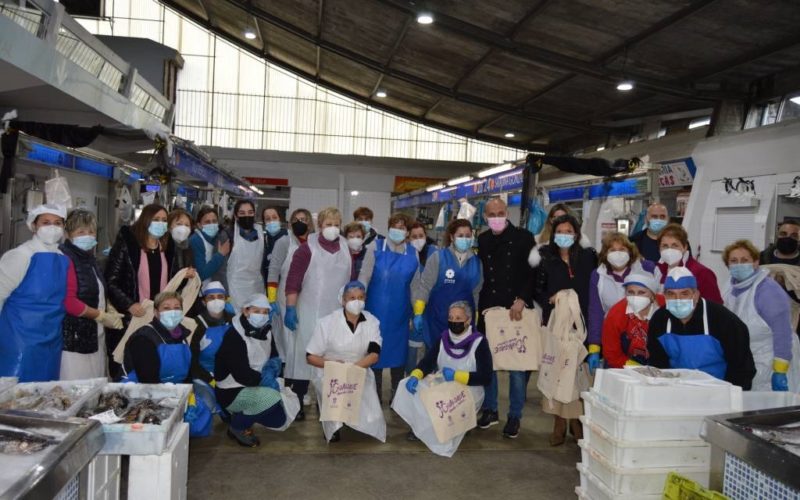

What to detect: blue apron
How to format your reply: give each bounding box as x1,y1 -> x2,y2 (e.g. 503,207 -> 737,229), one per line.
123,327 -> 191,383
367,240 -> 418,368
423,249 -> 481,348
0,252 -> 68,381
198,322 -> 228,375
658,299 -> 727,380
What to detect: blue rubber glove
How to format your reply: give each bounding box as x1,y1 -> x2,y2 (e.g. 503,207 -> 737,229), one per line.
260,357 -> 282,390
413,315 -> 424,335
284,306 -> 298,331
405,377 -> 419,394
224,302 -> 235,315
442,367 -> 455,382
587,353 -> 601,374
772,372 -> 789,391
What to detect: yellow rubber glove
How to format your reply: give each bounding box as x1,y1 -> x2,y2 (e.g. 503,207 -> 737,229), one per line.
209,379 -> 217,388
188,392 -> 197,406
267,286 -> 278,304
453,371 -> 470,385
773,358 -> 790,374
624,359 -> 641,366
410,369 -> 424,380
588,344 -> 601,354
413,300 -> 426,316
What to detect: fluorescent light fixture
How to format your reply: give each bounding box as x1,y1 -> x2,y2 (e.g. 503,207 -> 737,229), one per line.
504,132 -> 515,138
375,90 -> 387,98
789,96 -> 800,105
596,146 -> 606,152
478,163 -> 513,178
447,175 -> 472,186
350,190 -> 359,196
244,30 -> 257,40
616,80 -> 634,92
250,186 -> 264,195
441,187 -> 457,193
529,151 -> 545,156
499,170 -> 522,179
689,117 -> 711,129
426,183 -> 445,192
417,12 -> 434,24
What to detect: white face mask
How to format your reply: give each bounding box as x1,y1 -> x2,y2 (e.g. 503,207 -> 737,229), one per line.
206,299 -> 226,315
626,295 -> 651,313
37,225 -> 64,245
607,250 -> 630,269
322,226 -> 340,241
661,248 -> 683,266
171,225 -> 191,243
410,239 -> 426,252
347,237 -> 364,252
345,299 -> 365,315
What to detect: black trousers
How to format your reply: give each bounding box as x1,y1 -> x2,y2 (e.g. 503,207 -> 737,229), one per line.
373,367 -> 404,404
285,378 -> 310,401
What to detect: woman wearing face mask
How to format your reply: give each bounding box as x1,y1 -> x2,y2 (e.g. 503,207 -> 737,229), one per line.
409,222 -> 437,271
215,293 -> 294,447
654,224 -> 722,303
530,213 -> 597,444
723,240 -> 800,392
165,208 -> 196,279
306,281 -> 384,443
189,206 -> 231,287
261,207 -> 287,284
190,281 -> 235,386
537,203 -> 573,244
284,207 -> 352,418
122,291 -> 191,384
60,209 -> 123,380
361,213 -> 421,403
0,204 -> 69,381
225,199 -> 266,311
601,273 -> 664,369
342,222 -> 370,282
105,204 -> 171,375
586,232 -> 656,373
395,301 -> 492,455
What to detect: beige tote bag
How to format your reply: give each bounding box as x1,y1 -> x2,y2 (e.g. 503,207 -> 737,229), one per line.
420,379 -> 477,444
483,307 -> 543,371
320,361 -> 367,426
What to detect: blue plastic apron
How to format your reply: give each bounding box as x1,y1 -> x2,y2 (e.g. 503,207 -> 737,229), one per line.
658,299 -> 727,380
198,323 -> 228,375
366,240 -> 418,368
423,249 -> 481,348
0,252 -> 68,381
123,327 -> 191,383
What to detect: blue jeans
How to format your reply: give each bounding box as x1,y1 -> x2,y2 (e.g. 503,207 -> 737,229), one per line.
405,343 -> 424,375
482,371 -> 531,419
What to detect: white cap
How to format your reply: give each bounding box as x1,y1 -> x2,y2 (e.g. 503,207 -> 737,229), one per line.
664,266 -> 698,290
27,204 -> 66,231
202,281 -> 226,296
623,272 -> 659,294
243,293 -> 270,310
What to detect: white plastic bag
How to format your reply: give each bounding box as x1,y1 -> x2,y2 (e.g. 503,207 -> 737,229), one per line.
45,171 -> 72,210
457,198 -> 476,220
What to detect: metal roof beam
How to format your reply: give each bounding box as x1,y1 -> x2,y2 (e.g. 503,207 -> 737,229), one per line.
370,17 -> 413,97
686,33 -> 800,82
315,0 -> 324,78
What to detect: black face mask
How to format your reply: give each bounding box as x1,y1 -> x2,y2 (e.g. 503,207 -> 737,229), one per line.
291,221 -> 308,237
238,216 -> 255,231
776,237 -> 799,255
448,321 -> 467,335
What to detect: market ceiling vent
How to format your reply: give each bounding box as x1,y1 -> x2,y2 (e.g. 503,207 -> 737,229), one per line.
159,0 -> 800,151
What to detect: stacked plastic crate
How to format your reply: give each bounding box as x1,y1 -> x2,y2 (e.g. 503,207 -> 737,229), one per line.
575,368 -> 743,500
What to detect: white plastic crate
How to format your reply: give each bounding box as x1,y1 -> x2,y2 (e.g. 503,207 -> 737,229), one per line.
583,391 -> 706,441
579,440 -> 709,495
128,423 -> 189,500
741,391 -> 800,411
84,454 -> 121,500
580,415 -> 710,468
591,368 -> 742,416
0,377 -> 106,418
576,464 -> 662,500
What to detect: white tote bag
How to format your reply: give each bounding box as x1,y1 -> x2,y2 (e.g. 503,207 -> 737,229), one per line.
419,379 -> 477,444
319,361 -> 367,426
483,307 -> 543,371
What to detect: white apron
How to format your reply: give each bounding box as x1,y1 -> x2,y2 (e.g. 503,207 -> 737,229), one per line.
60,274 -> 108,380
724,271 -> 800,392
227,223 -> 265,311
285,233 -> 351,380
311,311 -> 385,442
392,333 -> 484,458
273,235 -> 300,361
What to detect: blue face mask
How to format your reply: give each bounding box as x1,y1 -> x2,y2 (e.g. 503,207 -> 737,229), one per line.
201,223 -> 219,238
360,221 -> 372,234
648,219 -> 668,232
388,228 -> 406,243
730,263 -> 756,282
159,309 -> 183,330
248,312 -> 269,328
666,299 -> 695,319
454,237 -> 472,252
72,235 -> 98,251
148,221 -> 168,239
554,234 -> 575,249
265,221 -> 281,236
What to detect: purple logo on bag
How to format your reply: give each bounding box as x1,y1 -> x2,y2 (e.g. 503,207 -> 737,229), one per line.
327,378 -> 359,398
494,335 -> 528,354
435,390 -> 468,419
541,353 -> 555,365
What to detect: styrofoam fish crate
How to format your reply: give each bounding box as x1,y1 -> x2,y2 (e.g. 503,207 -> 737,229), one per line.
576,464 -> 662,500
0,377 -> 106,418
579,440 -> 709,495
128,423 -> 189,500
580,415 -> 710,468
741,391 -> 800,411
82,383 -> 191,456
582,391 -> 706,442
591,368 -> 742,416
0,377 -> 17,395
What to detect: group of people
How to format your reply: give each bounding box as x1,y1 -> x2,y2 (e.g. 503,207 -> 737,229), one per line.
0,197 -> 798,452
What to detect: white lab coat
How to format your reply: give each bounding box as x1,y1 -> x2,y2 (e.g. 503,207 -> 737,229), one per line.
307,309 -> 385,442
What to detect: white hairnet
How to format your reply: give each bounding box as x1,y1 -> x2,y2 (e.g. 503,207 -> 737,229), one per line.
27,204 -> 66,231
202,281 -> 226,296
623,272 -> 659,294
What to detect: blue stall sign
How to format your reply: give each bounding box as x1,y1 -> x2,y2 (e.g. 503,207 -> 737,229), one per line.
394,167 -> 525,209
172,147 -> 249,196
548,186 -> 585,202
24,143 -> 114,179
548,177 -> 647,203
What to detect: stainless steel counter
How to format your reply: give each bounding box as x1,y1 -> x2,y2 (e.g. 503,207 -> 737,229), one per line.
0,413 -> 104,500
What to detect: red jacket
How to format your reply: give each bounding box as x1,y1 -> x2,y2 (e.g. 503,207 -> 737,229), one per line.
656,256 -> 723,304
602,295 -> 665,368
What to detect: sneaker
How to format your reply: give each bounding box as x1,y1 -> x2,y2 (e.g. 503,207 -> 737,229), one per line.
477,410 -> 499,429
502,417 -> 520,439
329,430 -> 341,443
227,427 -> 260,447
295,409 -> 306,421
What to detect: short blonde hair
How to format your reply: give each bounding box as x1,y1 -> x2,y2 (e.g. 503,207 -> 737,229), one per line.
316,207 -> 341,226
154,291 -> 182,310
599,232 -> 640,267
722,239 -> 760,264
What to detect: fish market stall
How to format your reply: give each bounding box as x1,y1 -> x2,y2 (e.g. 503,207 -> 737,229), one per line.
0,378 -> 106,418
0,413 -> 104,499
702,406 -> 800,499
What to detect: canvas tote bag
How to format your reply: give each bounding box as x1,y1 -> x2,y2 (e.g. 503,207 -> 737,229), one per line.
484,307 -> 543,371
320,361 -> 367,426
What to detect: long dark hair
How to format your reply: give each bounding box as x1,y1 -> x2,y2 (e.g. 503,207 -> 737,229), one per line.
132,204 -> 169,250
549,213 -> 581,256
